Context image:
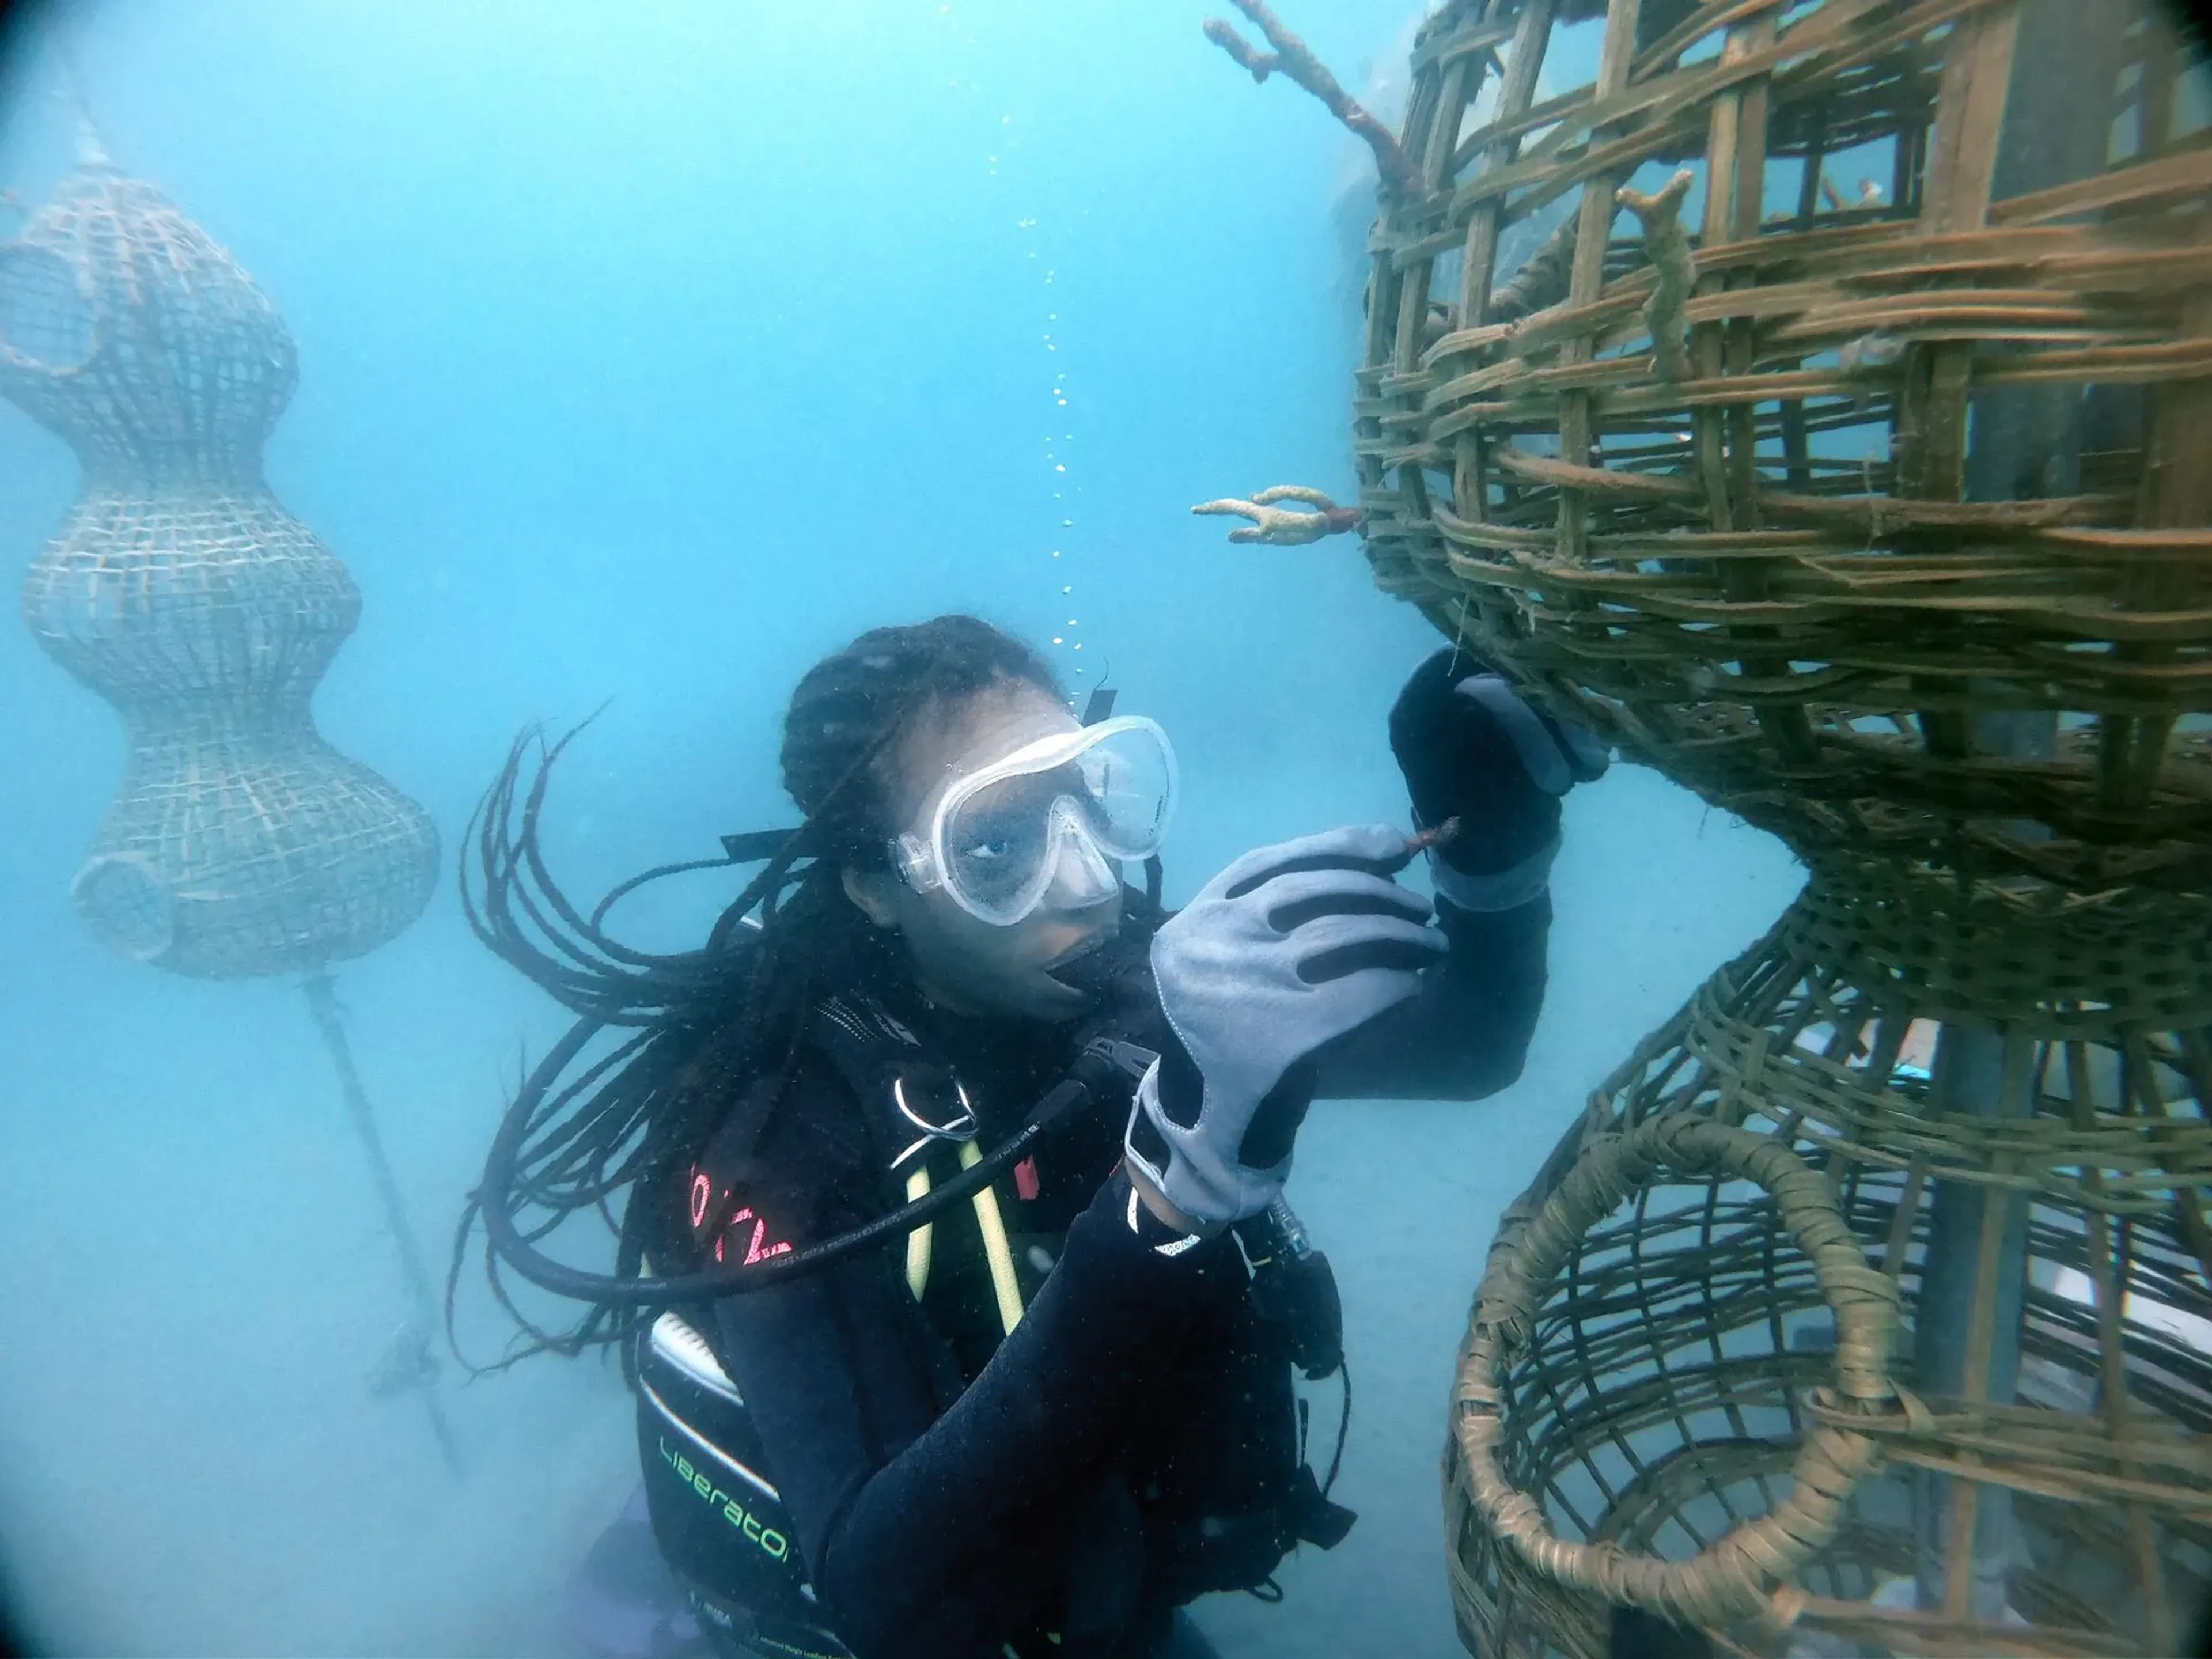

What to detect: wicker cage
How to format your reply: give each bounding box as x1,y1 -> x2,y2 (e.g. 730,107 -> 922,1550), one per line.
1449,868 -> 2211,1657
3,140 -> 437,979
1355,0 -> 2210,894
1324,0 -> 2212,1652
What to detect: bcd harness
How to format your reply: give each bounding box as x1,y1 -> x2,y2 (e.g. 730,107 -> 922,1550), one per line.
813,993 -> 1041,1342
635,987 -> 1355,1658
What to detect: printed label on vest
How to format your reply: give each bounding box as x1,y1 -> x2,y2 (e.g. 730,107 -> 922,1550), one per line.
659,1435 -> 791,1560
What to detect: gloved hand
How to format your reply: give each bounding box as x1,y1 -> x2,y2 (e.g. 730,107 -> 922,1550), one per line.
1125,825 -> 1445,1227
1388,646 -> 1609,912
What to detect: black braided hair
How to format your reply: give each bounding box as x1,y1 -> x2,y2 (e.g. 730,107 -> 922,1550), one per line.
781,615 -> 1059,865
449,615 -> 1062,1369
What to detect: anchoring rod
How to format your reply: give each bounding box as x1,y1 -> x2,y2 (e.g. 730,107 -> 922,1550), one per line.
304,971 -> 461,1476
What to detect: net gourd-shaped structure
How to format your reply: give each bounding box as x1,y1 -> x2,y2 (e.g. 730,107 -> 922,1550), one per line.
2,137 -> 437,979
1323,0 -> 2208,1653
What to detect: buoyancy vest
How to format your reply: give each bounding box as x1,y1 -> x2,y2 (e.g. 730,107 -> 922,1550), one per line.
635,927 -> 1354,1651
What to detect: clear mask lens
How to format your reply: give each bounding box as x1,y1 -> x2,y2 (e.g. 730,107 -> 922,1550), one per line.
924,717 -> 1176,926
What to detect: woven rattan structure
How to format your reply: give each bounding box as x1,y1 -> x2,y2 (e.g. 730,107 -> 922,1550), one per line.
2,135 -> 436,980
1200,0 -> 2212,1651
3,132 -> 455,1464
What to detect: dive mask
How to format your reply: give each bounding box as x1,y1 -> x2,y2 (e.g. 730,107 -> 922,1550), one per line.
894,715 -> 1177,927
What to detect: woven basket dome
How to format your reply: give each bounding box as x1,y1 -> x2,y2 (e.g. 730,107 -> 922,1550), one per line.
1354,0 -> 2210,899
1330,0 -> 2212,1652
3,147 -> 436,979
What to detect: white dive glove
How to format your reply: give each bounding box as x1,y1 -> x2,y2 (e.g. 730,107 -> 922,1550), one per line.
1125,824 -> 1446,1226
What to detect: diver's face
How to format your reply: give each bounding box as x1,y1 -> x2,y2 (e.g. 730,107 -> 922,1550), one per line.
860,683 -> 1123,1022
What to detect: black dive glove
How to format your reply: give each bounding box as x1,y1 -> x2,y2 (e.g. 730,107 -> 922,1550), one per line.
1388,647 -> 1609,912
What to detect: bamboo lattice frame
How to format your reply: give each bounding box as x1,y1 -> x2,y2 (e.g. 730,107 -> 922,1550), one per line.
1314,0 -> 2212,1652
3,145 -> 436,978
1446,878 -> 2212,1656
1354,0 -> 2211,892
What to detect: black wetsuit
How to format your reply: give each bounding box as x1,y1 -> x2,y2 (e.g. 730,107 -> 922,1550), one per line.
656,887 -> 1550,1659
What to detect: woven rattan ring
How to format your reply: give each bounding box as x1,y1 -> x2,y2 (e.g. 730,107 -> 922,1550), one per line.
1453,1116 -> 1903,1635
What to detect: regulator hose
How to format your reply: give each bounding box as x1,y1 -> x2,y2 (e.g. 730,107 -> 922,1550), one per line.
476,1031 -> 1147,1305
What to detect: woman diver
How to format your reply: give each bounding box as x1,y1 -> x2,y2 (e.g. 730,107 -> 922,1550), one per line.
458,613 -> 1606,1659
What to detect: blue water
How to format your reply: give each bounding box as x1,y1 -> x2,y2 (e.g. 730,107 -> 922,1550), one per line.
0,4 -> 1801,1653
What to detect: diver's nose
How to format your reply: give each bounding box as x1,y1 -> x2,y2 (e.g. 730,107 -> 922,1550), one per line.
1043,829 -> 1120,913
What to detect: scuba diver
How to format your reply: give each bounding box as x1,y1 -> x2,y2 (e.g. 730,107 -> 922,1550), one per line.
458,613 -> 1607,1659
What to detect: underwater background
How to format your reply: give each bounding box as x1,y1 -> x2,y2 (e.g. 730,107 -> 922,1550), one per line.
0,3 -> 1802,1653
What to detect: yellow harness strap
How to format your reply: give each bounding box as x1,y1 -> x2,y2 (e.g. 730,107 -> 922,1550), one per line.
960,1141 -> 1026,1338
902,1149 -> 1026,1339
904,1167 -> 934,1301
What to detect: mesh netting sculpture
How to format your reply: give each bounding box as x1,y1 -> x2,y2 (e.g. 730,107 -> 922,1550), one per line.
3,128 -> 452,1462
1205,0 -> 2210,1652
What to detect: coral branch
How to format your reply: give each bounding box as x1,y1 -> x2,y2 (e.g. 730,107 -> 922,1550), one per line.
1817,173 -> 1884,213
1491,214 -> 1580,324
1203,0 -> 1421,196
1194,486 -> 1362,546
1616,169 -> 1696,383
1202,17 -> 1277,79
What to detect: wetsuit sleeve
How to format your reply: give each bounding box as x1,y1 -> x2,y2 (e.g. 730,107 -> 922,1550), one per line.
1309,888 -> 1550,1100
702,1069 -> 1241,1659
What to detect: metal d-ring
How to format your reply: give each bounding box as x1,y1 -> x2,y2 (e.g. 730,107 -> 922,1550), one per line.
890,1073 -> 978,1171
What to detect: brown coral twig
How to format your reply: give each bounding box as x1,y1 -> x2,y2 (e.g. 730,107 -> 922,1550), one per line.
1491,213 -> 1580,325
1403,816 -> 1462,859
1203,1 -> 1421,196
1202,17 -> 1277,78
1192,485 -> 1362,546
1616,169 -> 1696,383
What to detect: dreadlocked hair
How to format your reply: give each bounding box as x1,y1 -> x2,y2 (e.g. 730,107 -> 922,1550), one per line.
449,614 -> 1062,1370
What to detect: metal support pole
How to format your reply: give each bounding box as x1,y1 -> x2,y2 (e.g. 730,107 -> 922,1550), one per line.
304,972 -> 461,1476
1908,0 -> 2129,1615
1912,1023 -> 2033,1618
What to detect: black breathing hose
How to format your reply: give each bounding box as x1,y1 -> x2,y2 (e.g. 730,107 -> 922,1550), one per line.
477,1032 -> 1138,1305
